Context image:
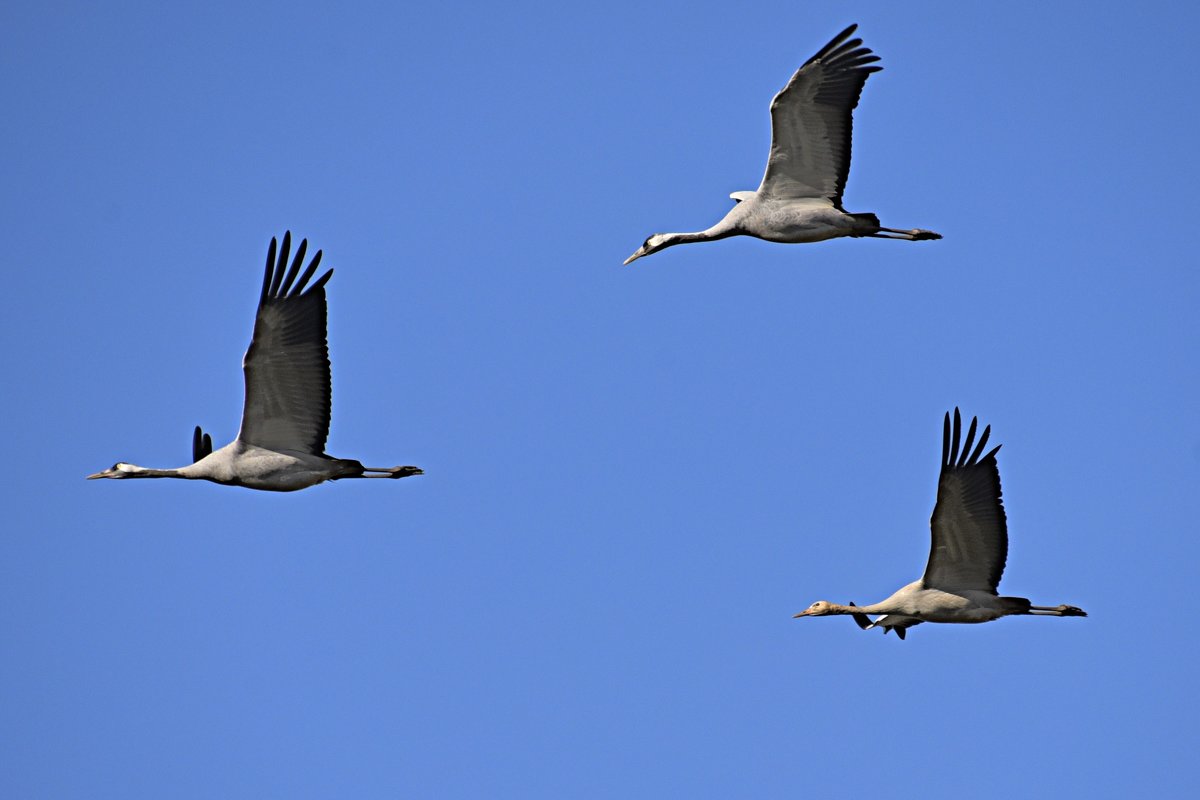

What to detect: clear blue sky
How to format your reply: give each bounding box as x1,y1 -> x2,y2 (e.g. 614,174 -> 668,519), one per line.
3,1 -> 1197,797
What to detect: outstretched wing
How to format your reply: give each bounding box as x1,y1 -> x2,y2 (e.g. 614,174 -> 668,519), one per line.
757,24 -> 881,206
191,425 -> 213,463
237,232 -> 334,455
923,409 -> 1008,593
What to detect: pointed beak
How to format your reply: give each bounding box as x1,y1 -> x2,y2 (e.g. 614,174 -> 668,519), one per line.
86,469 -> 111,480
623,247 -> 647,266
792,610 -> 811,618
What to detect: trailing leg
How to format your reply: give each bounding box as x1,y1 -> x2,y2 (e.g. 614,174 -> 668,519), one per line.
875,226 -> 943,241
359,466 -> 424,479
1027,604 -> 1087,617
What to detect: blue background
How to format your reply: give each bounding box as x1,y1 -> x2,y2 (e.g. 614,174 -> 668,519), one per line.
3,1 -> 1197,797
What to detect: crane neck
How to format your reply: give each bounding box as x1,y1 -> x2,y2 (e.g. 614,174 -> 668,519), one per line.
830,601 -> 898,616
122,465 -> 190,479
664,219 -> 741,247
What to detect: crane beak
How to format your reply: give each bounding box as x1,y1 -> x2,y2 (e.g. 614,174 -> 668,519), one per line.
87,464 -> 126,479
792,610 -> 812,618
623,248 -> 646,266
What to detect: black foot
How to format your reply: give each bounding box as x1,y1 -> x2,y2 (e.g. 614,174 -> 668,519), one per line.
390,466 -> 424,478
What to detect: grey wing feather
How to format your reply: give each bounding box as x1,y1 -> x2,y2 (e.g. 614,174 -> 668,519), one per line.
924,409 -> 1007,593
757,24 -> 882,206
237,232 -> 334,455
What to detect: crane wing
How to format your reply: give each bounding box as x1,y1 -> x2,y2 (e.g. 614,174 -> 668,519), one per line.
756,24 -> 881,206
191,425 -> 213,463
849,602 -> 922,640
237,232 -> 334,455
923,409 -> 1008,593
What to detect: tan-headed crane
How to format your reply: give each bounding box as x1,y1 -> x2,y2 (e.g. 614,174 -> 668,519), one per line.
794,410 -> 1086,639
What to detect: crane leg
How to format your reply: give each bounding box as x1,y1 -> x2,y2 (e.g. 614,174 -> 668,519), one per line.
869,227 -> 943,241
368,465 -> 424,478
1027,604 -> 1088,617
345,466 -> 425,479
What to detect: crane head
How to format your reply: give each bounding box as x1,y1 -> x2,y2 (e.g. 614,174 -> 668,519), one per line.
87,462 -> 135,479
623,234 -> 671,265
793,600 -> 836,618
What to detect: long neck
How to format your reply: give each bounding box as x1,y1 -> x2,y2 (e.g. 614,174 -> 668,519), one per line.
123,464 -> 190,479
829,601 -> 900,616
662,219 -> 741,249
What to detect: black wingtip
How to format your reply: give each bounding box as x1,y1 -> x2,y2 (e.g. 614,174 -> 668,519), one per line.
278,237 -> 308,297
951,408 -> 962,466
815,24 -> 861,61
311,266 -> 333,292
941,411 -> 951,467
260,237 -> 278,305
814,25 -> 884,74
191,425 -> 213,463
967,424 -> 992,465
291,248 -> 322,296
944,411 -> 1002,467
268,232 -> 291,299
259,233 -> 332,301
958,416 -> 978,468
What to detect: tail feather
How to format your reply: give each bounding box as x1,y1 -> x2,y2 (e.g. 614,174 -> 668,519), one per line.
999,596 -> 1033,614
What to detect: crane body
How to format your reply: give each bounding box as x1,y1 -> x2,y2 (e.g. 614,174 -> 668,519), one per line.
795,410 -> 1087,639
88,233 -> 423,493
625,24 -> 941,265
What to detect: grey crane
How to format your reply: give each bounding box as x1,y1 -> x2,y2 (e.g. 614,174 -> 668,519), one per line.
624,24 -> 941,266
794,410 -> 1086,639
88,233 -> 423,492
